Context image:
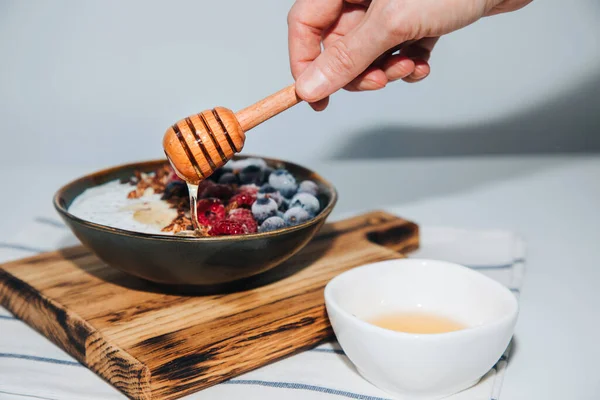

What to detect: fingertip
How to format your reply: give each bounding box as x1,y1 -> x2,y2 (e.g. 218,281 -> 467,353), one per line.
296,67 -> 330,103
310,97 -> 329,112
413,59 -> 430,76
383,56 -> 415,81
345,68 -> 387,91
360,68 -> 388,89
355,79 -> 387,91
403,59 -> 430,83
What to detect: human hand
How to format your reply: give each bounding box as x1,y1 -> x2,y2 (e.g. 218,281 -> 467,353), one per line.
288,0 -> 532,110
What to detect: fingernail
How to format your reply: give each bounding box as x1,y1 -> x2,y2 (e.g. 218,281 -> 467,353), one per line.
297,68 -> 329,102
357,79 -> 386,91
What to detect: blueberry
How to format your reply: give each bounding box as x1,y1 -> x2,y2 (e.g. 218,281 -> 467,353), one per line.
259,183 -> 276,193
261,167 -> 273,185
289,193 -> 320,216
279,197 -> 290,212
258,184 -> 284,207
251,197 -> 278,224
208,168 -> 224,182
231,157 -> 267,172
277,210 -> 285,219
245,158 -> 268,170
259,216 -> 286,233
225,159 -> 250,171
298,180 -> 319,196
222,160 -> 236,171
161,181 -> 188,200
284,206 -> 311,226
218,172 -> 238,185
240,165 -> 263,185
268,169 -> 298,198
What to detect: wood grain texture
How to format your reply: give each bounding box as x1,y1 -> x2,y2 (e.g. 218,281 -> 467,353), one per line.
162,107 -> 244,184
235,84 -> 301,132
0,211 -> 418,400
162,84 -> 299,183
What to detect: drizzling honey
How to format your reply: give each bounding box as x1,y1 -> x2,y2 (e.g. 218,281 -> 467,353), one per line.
186,182 -> 200,232
166,155 -> 203,235
368,312 -> 466,334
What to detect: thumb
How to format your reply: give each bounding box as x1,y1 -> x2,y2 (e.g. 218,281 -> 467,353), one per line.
295,21 -> 389,103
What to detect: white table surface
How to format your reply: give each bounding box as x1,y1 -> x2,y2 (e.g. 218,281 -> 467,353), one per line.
1,154 -> 599,400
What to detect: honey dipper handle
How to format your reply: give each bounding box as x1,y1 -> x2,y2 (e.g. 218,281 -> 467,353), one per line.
235,84 -> 302,132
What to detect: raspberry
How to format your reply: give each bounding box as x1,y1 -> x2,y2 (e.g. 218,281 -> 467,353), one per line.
153,159 -> 322,236
229,192 -> 257,209
196,198 -> 225,226
210,220 -> 248,236
238,184 -> 260,195
227,208 -> 257,233
228,208 -> 253,219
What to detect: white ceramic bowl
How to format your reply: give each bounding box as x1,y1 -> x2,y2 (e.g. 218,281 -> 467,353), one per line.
324,259 -> 519,400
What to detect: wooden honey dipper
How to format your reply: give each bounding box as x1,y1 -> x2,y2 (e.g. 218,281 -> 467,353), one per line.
163,84 -> 301,184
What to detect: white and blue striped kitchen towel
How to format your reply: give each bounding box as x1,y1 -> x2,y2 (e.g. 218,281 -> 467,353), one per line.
0,212 -> 525,400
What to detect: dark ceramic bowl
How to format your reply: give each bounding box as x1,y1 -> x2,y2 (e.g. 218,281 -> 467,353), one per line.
54,156 -> 337,287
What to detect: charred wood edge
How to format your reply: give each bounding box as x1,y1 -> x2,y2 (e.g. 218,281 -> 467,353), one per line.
0,268 -> 151,400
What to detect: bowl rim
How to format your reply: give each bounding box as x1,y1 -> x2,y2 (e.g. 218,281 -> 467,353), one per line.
324,258 -> 519,339
53,155 -> 338,242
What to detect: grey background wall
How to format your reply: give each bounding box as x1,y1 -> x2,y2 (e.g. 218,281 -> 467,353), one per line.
1,0 -> 599,169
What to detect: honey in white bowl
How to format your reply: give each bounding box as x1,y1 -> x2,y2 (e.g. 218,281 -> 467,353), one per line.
368,311 -> 466,334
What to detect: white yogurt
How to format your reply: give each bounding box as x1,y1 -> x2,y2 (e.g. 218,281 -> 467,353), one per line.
68,179 -> 176,235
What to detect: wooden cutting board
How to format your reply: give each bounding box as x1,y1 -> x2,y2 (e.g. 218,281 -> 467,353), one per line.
0,211 -> 418,400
